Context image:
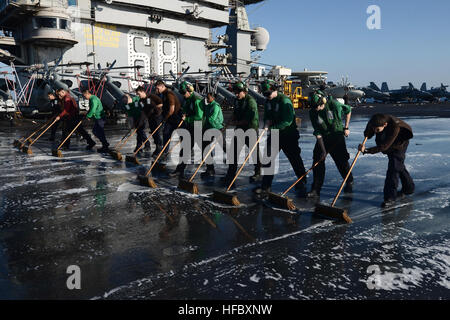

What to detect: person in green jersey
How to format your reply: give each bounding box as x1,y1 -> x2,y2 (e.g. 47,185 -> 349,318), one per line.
199,92 -> 224,178
82,89 -> 110,153
307,90 -> 354,198
253,80 -> 307,197
222,81 -> 262,186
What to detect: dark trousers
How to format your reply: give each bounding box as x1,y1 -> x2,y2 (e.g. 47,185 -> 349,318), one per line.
148,114 -> 163,151
162,114 -> 182,154
311,134 -> 353,192
177,125 -> 199,171
202,139 -> 216,173
384,142 -> 415,201
92,118 -> 109,148
61,116 -> 94,148
261,129 -> 307,189
50,120 -> 60,141
134,118 -> 150,150
226,132 -> 261,178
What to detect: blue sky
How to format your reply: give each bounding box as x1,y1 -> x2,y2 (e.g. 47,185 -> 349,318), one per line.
236,0 -> 450,88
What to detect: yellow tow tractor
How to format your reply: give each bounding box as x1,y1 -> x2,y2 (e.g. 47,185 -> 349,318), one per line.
283,80 -> 309,109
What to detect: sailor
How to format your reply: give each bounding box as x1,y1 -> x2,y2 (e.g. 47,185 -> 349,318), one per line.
47,91 -> 61,142
169,81 -> 203,178
82,89 -> 110,153
358,114 -> 415,207
155,80 -> 183,158
307,90 -> 354,198
55,88 -> 96,150
123,89 -> 150,153
135,86 -> 164,155
253,79 -> 307,196
200,92 -> 224,178
222,81 -> 261,186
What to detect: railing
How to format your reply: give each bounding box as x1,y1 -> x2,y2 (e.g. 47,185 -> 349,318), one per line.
0,0 -> 68,11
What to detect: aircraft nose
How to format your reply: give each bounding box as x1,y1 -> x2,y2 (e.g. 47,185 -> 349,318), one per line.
349,90 -> 365,99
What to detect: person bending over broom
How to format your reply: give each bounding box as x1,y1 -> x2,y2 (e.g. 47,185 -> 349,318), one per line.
358,114 -> 415,208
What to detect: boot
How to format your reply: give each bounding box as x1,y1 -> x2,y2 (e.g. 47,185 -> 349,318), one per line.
97,145 -> 110,153
86,140 -> 96,151
200,165 -> 215,179
381,198 -> 396,208
152,147 -> 162,158
253,186 -> 271,195
168,164 -> 185,178
344,181 -> 353,193
295,181 -> 307,198
249,170 -> 261,183
307,189 -> 320,199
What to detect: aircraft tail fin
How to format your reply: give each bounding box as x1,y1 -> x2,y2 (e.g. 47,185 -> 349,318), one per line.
408,82 -> 415,90
381,82 -> 389,92
421,83 -> 427,91
369,82 -> 380,91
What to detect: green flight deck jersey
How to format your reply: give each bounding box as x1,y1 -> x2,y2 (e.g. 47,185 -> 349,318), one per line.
202,100 -> 224,130
309,97 -> 351,137
234,93 -> 259,130
124,96 -> 142,120
86,95 -> 105,120
263,93 -> 297,134
182,93 -> 203,125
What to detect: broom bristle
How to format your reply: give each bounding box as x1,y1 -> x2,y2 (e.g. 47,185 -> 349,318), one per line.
287,200 -> 296,211
125,156 -> 140,165
213,191 -> 241,206
268,193 -> 296,211
314,204 -> 352,223
110,150 -> 122,161
178,180 -> 199,194
231,196 -> 240,206
138,175 -> 157,188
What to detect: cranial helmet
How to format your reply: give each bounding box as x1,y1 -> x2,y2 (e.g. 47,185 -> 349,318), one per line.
260,79 -> 278,96
233,81 -> 247,93
308,90 -> 328,108
179,81 -> 194,94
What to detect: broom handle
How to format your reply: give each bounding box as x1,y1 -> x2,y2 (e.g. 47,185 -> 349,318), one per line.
167,139 -> 182,155
57,120 -> 83,150
133,121 -> 163,156
28,118 -> 58,147
331,137 -> 368,207
281,140 -> 340,196
116,126 -> 139,152
227,128 -> 267,192
282,157 -> 324,196
145,119 -> 184,177
189,140 -> 218,182
113,128 -> 133,150
22,117 -> 55,143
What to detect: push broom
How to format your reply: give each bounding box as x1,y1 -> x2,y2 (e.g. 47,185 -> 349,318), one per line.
178,140 -> 219,194
51,120 -> 83,157
109,126 -> 139,161
268,156 -> 326,211
16,117 -> 55,149
314,137 -> 368,223
21,118 -> 59,155
213,128 -> 268,206
268,142 -> 339,210
125,122 -> 163,165
138,119 -> 184,188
